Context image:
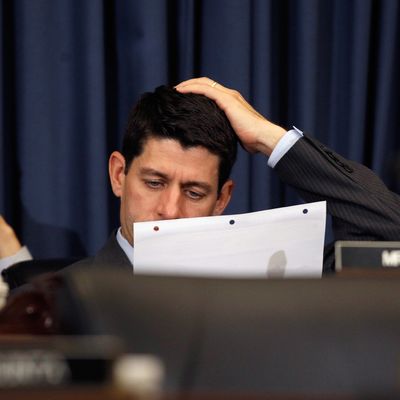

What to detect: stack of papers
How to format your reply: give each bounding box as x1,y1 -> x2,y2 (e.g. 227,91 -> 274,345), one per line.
134,201 -> 326,278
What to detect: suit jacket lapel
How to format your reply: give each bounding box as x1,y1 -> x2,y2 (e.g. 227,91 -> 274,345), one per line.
93,230 -> 132,272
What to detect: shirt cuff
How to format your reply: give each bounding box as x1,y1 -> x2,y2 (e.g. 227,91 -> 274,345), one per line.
0,246 -> 33,272
267,126 -> 304,168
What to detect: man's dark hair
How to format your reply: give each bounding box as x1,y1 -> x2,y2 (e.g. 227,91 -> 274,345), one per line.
121,85 -> 238,191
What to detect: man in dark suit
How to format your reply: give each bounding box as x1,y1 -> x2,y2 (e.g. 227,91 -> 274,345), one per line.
2,78 -> 400,275
70,77 -> 400,273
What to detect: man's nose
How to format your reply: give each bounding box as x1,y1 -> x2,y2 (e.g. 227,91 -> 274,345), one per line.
157,188 -> 182,220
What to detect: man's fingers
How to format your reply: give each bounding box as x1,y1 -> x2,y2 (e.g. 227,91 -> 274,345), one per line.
176,77 -> 217,88
176,78 -> 256,112
176,77 -> 234,95
176,82 -> 233,111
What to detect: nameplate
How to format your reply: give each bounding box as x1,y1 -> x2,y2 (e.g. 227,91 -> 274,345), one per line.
335,241 -> 400,271
0,336 -> 121,388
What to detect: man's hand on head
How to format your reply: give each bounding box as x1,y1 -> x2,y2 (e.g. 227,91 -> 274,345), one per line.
175,77 -> 286,156
0,215 -> 23,259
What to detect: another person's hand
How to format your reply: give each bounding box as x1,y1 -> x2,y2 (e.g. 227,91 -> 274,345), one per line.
0,216 -> 22,259
175,77 -> 286,156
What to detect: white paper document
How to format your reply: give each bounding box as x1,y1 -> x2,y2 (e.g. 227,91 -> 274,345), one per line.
134,201 -> 326,278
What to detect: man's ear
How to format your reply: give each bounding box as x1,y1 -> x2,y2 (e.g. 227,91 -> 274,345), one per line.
213,179 -> 234,216
109,151 -> 126,198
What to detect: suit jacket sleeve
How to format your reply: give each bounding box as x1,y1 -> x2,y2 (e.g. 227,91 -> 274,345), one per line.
274,135 -> 400,270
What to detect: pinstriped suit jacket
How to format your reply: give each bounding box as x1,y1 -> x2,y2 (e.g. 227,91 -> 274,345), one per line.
275,135 -> 400,271
71,136 -> 400,273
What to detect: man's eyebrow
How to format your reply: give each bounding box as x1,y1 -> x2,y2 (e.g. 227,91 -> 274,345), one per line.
139,168 -> 169,180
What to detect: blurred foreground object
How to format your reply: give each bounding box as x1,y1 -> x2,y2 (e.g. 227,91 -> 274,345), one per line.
63,269 -> 400,395
2,268 -> 400,396
0,336 -> 166,399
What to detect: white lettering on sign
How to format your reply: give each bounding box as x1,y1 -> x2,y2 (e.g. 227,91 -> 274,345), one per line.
0,350 -> 70,387
382,250 -> 400,267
